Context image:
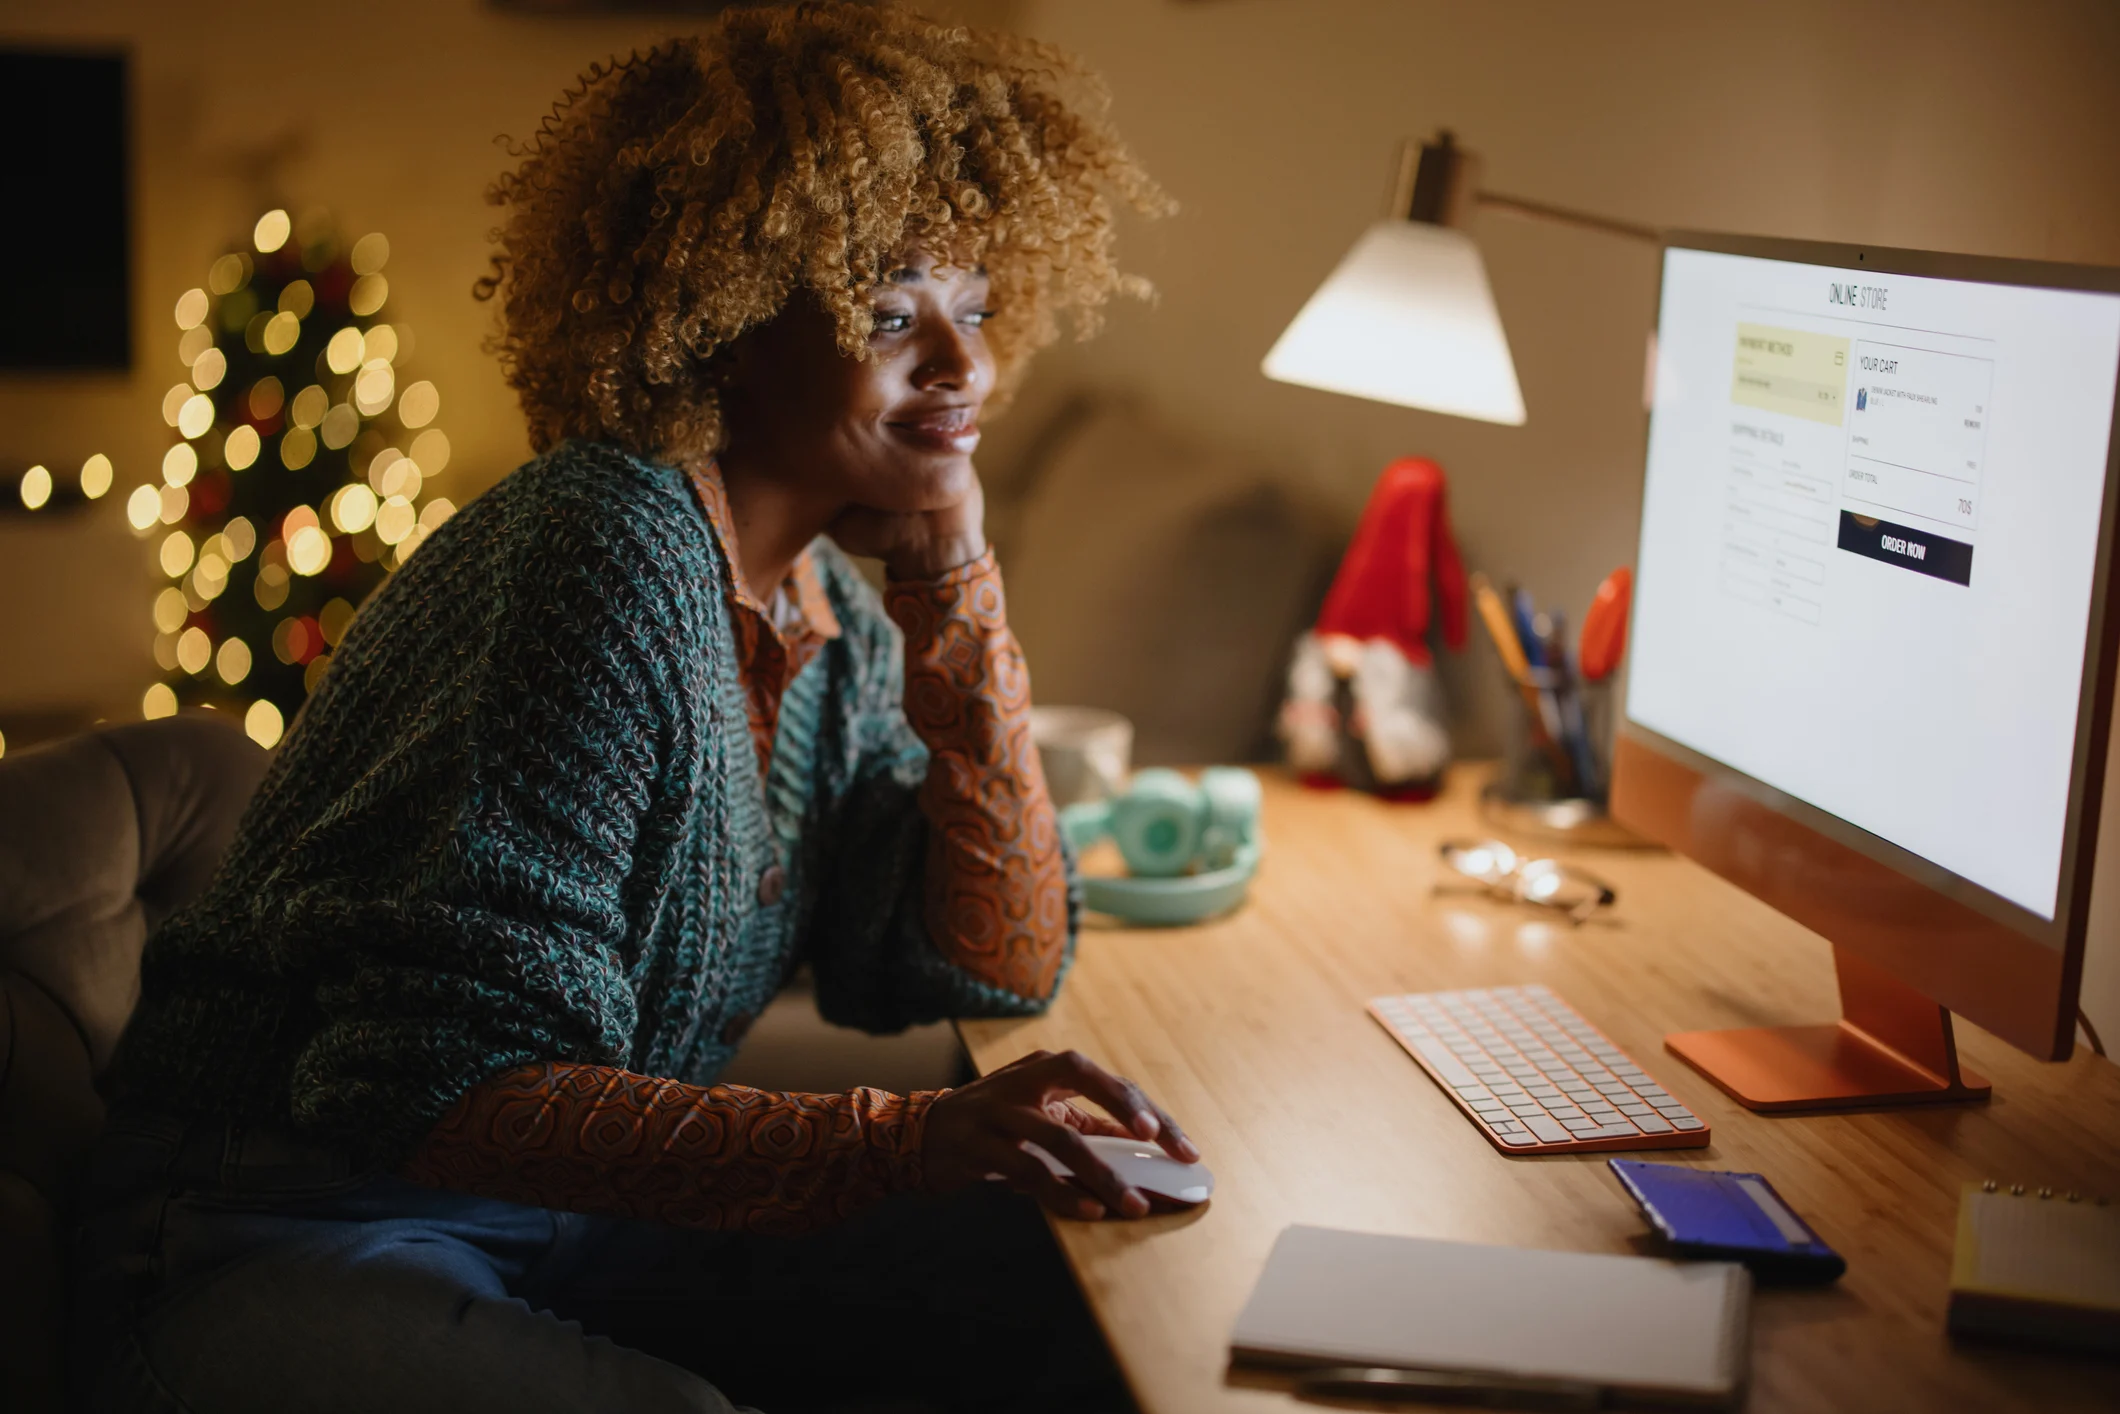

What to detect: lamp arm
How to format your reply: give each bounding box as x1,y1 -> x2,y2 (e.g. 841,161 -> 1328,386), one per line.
1474,190 -> 1662,246
1397,132 -> 1662,247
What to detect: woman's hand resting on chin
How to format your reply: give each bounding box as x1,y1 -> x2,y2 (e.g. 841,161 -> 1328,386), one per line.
827,465 -> 988,582
920,1049 -> 1200,1220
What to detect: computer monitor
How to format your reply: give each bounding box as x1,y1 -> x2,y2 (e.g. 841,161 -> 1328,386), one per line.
1611,232 -> 2120,1110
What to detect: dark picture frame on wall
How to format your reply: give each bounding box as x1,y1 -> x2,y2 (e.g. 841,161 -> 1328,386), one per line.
0,47 -> 130,373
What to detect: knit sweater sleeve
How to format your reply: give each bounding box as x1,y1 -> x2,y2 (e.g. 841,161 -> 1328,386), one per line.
270,458 -> 708,1159
805,550 -> 1078,1033
403,1063 -> 939,1234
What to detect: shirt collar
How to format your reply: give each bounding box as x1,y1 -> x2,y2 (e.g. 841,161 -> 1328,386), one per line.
686,460 -> 842,645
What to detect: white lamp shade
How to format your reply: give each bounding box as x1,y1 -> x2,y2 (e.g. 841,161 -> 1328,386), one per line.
1262,219 -> 1526,426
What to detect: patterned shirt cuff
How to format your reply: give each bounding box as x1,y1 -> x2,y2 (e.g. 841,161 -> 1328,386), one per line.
879,1088 -> 945,1193
882,546 -> 999,613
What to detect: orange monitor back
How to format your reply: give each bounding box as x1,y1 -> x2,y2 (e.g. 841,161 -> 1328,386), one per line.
1611,232 -> 2120,1110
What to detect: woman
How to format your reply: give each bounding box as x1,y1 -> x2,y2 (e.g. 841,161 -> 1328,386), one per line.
73,7 -> 1188,1411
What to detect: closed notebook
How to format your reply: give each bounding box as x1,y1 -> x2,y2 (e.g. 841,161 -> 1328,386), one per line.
1230,1225 -> 1751,1409
1949,1184 -> 2120,1355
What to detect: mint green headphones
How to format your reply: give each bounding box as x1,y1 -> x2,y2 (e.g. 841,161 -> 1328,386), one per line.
1058,767 -> 1263,926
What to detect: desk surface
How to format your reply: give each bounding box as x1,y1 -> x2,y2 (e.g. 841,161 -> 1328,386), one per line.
957,769 -> 2120,1414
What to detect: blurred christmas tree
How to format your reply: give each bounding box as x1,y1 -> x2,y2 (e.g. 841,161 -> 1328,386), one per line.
129,206 -> 456,747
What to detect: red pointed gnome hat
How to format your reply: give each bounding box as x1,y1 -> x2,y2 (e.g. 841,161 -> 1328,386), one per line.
1313,457 -> 1468,668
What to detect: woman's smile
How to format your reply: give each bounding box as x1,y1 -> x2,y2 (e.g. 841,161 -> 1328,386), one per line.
886,402 -> 982,455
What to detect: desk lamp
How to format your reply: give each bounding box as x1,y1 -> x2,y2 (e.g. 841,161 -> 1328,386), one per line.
1262,130 -> 1659,424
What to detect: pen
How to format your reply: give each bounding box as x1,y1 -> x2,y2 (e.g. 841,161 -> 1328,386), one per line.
1471,574 -> 1533,686
1509,586 -> 1545,670
1578,567 -> 1632,683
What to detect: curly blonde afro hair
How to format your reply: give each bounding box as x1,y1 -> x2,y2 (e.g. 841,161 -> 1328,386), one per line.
480,0 -> 1171,465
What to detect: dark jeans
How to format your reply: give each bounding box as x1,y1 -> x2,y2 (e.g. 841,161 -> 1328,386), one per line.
70,1111 -> 1131,1414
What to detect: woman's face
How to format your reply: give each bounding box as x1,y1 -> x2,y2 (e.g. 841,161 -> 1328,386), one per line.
721,248 -> 995,512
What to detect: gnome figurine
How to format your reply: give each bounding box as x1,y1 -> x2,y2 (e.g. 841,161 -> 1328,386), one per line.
1279,457 -> 1468,799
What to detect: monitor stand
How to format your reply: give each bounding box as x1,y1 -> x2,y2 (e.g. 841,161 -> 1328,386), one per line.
1664,945 -> 1991,1111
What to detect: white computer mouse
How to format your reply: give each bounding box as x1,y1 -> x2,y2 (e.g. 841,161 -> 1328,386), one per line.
1027,1134 -> 1215,1207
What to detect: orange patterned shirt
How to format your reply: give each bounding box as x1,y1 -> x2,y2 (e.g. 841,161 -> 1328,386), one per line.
403,464 -> 1067,1232
684,461 -> 845,775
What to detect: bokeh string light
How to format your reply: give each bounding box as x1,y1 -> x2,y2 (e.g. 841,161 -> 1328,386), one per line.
10,448 -> 116,512
133,206 -> 457,747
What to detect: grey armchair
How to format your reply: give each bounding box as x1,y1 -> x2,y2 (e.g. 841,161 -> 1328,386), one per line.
0,709 -> 965,1409
0,715 -> 267,1412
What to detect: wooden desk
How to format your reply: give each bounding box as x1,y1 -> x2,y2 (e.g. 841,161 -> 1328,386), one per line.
957,769 -> 2120,1413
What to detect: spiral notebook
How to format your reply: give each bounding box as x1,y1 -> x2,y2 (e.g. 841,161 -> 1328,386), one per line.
1230,1225 -> 1751,1409
1949,1183 -> 2120,1355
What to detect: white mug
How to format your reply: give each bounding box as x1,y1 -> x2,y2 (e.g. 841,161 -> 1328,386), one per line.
1030,706 -> 1133,810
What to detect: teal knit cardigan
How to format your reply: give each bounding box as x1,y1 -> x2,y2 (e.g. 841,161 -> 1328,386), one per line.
113,442 -> 1073,1161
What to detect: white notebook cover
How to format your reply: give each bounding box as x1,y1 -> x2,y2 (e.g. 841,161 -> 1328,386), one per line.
1231,1225 -> 1751,1408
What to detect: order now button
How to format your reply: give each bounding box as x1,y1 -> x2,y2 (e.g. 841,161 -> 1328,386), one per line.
1836,510 -> 1974,586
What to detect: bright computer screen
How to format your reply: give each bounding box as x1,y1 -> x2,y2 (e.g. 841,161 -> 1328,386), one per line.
1628,245 -> 2120,922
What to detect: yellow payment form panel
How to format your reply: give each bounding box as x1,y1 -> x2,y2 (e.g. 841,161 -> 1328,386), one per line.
1732,322 -> 1851,426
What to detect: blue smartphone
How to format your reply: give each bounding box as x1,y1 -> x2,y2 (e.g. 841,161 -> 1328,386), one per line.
1609,1158 -> 1846,1284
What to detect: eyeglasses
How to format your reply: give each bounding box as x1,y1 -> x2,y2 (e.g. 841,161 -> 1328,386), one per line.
1435,839 -> 1617,925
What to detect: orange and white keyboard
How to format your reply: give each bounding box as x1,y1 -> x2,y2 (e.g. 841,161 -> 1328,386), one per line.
1369,985 -> 1711,1155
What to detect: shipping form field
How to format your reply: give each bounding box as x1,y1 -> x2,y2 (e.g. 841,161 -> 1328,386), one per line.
1721,323 -> 1852,625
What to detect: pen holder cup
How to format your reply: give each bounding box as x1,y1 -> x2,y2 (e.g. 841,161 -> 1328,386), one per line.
1486,670 -> 1646,847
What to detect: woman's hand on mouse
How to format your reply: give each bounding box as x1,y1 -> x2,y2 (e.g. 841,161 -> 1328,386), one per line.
920,1048 -> 1199,1220
826,465 -> 987,582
